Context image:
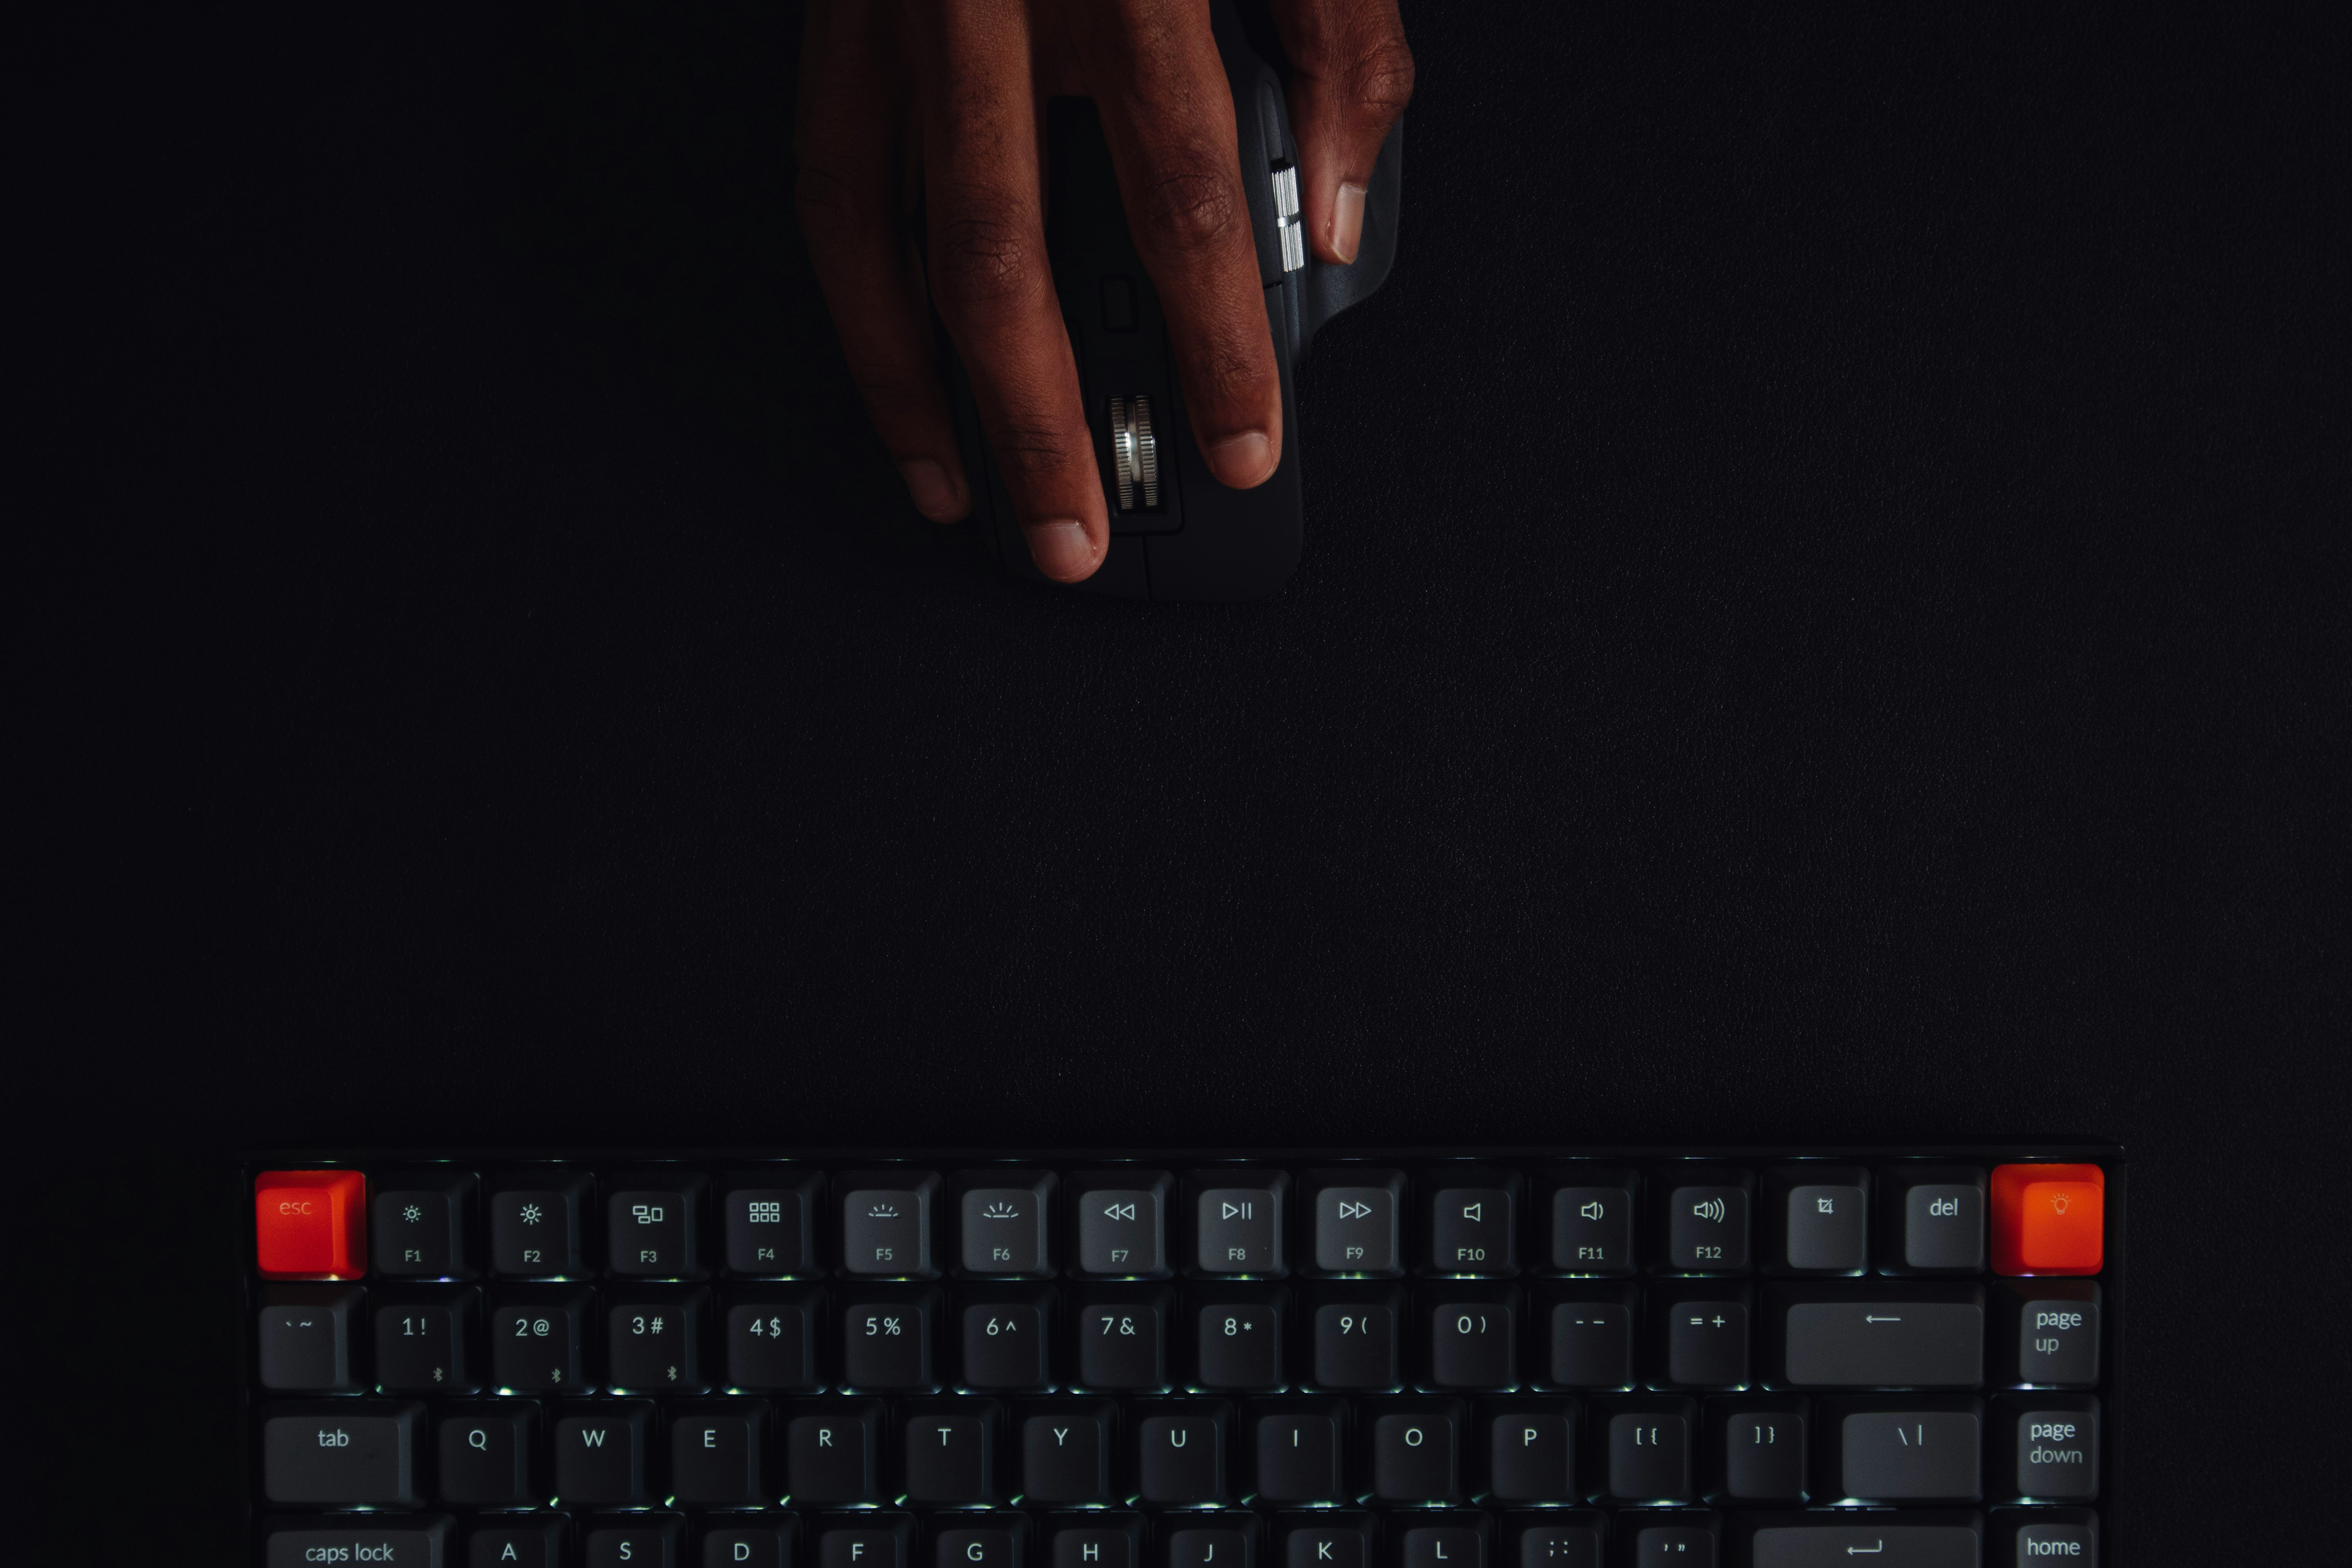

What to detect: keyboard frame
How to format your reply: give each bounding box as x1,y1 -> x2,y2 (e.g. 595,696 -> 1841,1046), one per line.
234,1142 -> 2128,1563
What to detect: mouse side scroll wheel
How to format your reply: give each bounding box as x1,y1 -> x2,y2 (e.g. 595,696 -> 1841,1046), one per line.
1272,163 -> 1305,273
1110,396 -> 1159,512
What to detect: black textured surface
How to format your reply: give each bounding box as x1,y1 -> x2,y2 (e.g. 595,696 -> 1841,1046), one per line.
25,0 -> 2348,1559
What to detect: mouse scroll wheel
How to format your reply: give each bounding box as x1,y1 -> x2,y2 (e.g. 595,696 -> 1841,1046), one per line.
1110,396 -> 1159,512
1271,163 -> 1305,273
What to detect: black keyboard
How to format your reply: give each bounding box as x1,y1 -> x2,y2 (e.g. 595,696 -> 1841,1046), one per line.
241,1148 -> 2122,1568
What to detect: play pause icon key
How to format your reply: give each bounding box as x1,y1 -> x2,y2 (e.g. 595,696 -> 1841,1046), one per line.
1315,1186 -> 1399,1274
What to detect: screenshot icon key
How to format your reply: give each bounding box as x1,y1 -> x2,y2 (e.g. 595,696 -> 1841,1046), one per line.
255,1170 -> 367,1279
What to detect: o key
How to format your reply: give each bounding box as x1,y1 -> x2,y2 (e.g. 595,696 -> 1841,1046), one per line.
255,1170 -> 368,1279
1990,1163 -> 2105,1276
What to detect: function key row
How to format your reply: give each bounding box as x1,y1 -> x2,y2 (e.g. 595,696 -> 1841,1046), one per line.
252,1163 -> 2109,1284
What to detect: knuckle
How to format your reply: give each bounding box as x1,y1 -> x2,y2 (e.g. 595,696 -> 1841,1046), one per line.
988,420 -> 1088,484
1139,150 -> 1242,256
929,189 -> 1041,313
1346,33 -> 1416,119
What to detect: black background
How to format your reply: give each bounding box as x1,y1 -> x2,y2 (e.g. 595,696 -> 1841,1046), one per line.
23,0 -> 2346,1558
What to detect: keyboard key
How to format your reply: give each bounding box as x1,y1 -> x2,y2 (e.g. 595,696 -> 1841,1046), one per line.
1426,1289 -> 1518,1389
936,1518 -> 1027,1568
552,1401 -> 654,1505
842,1292 -> 938,1390
1167,1524 -> 1253,1568
255,1169 -> 367,1280
1074,1290 -> 1169,1390
487,1172 -> 590,1278
609,1290 -> 708,1393
1486,1408 -> 1575,1500
961,1296 -> 1051,1390
262,1401 -> 425,1506
261,1515 -> 451,1567
1542,1287 -> 1634,1390
376,1289 -> 477,1393
1656,1288 -> 1749,1389
1054,1523 -> 1138,1568
488,1290 -> 589,1392
1626,1518 -> 1716,1568
1739,1516 -> 1981,1568
819,1521 -> 910,1568
1303,1168 -> 1404,1275
1663,1171 -> 1751,1273
1995,1280 -> 2100,1387
1400,1525 -> 1483,1568
1603,1403 -> 1694,1502
1021,1403 -> 1113,1502
1137,1407 -> 1229,1503
1768,1286 -> 1985,1389
724,1172 -> 821,1276
671,1407 -> 765,1504
467,1515 -> 566,1567
1992,1507 -> 2097,1566
1836,1406 -> 1983,1502
258,1285 -> 361,1392
1876,1166 -> 1985,1274
1191,1171 -> 1288,1276
1284,1517 -> 1373,1568
838,1169 -> 943,1278
1991,1165 -> 2104,1277
1767,1166 -> 1867,1274
1540,1170 -> 1636,1276
785,1401 -> 882,1502
726,1291 -> 818,1391
1510,1519 -> 1602,1568
1712,1405 -> 1806,1501
585,1517 -> 681,1568
958,1169 -> 1056,1275
1194,1292 -> 1284,1389
904,1407 -> 998,1503
1369,1404 -> 1463,1501
702,1521 -> 793,1568
609,1175 -> 708,1279
373,1171 -> 477,1278
1253,1407 -> 1343,1501
1070,1169 -> 1172,1277
1424,1169 -> 1519,1275
438,1404 -> 537,1505
1309,1289 -> 1401,1389
1999,1395 -> 2099,1500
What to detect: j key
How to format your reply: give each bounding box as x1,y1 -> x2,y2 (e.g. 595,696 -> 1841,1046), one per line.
1193,1171 -> 1288,1275
2000,1396 -> 2099,1500
904,1410 -> 997,1503
1311,1296 -> 1400,1389
1836,1407 -> 1983,1502
704,1523 -> 794,1568
467,1516 -> 566,1568
843,1294 -> 938,1389
1716,1406 -> 1806,1501
963,1299 -> 1051,1389
1665,1172 -> 1751,1273
785,1401 -> 882,1502
608,1175 -> 707,1278
1072,1169 -> 1171,1277
1545,1291 -> 1634,1390
1022,1406 -> 1113,1502
1401,1527 -> 1482,1568
489,1292 -> 589,1390
1658,1291 -> 1749,1389
437,1405 -> 536,1505
552,1402 -> 654,1506
1196,1297 -> 1283,1389
374,1172 -> 477,1278
671,1409 -> 764,1504
1425,1170 -> 1517,1274
838,1169 -> 942,1278
1996,1280 -> 2100,1387
1544,1171 -> 1637,1276
261,1515 -> 451,1568
488,1173 -> 589,1278
1306,1168 -> 1403,1274
1137,1408 -> 1229,1503
1427,1294 -> 1517,1389
1075,1292 -> 1169,1390
1512,1521 -> 1602,1568
1253,1410 -> 1342,1501
724,1173 -> 821,1275
609,1291 -> 707,1392
959,1169 -> 1055,1275
820,1524 -> 910,1568
376,1291 -> 475,1393
1369,1405 -> 1463,1502
585,1518 -> 681,1568
1166,1525 -> 1251,1568
1486,1410 -> 1575,1500
1627,1520 -> 1716,1568
1770,1167 -> 1868,1274
1743,1517 -> 1981,1568
262,1401 -> 424,1506
1055,1525 -> 1138,1568
726,1293 -> 818,1390
1877,1166 -> 1987,1273
1772,1288 -> 1984,1388
1604,1405 -> 1694,1502
258,1285 -> 361,1392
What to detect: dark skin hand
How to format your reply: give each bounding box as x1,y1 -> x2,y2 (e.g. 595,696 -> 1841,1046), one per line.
797,0 -> 1413,582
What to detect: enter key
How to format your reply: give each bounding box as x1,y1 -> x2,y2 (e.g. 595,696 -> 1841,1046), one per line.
1767,1284 -> 1985,1389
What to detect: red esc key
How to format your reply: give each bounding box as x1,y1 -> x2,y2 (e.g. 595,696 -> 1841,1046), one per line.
1990,1163 -> 2104,1276
255,1170 -> 368,1279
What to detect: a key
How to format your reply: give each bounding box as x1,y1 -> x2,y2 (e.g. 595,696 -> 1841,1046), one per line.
701,1522 -> 793,1568
1768,1167 -> 1868,1274
1657,1290 -> 1749,1389
723,1171 -> 821,1276
1191,1170 -> 1288,1275
1836,1406 -> 1984,1502
1426,1291 -> 1517,1389
818,1522 -> 910,1568
1998,1395 -> 2099,1500
1876,1167 -> 1986,1274
1486,1409 -> 1575,1500
1768,1285 -> 1985,1389
1424,1169 -> 1518,1274
1400,1527 -> 1482,1568
436,1405 -> 536,1506
957,1169 -> 1056,1275
258,1285 -> 362,1392
903,1409 -> 997,1503
935,1519 -> 1026,1568
725,1291 -> 818,1391
1541,1170 -> 1637,1276
373,1171 -> 477,1279
465,1516 -> 565,1568
961,1298 -> 1051,1390
584,1518 -> 681,1568
1309,1292 -> 1400,1389
1714,1406 -> 1806,1501
1368,1405 -> 1463,1502
1136,1408 -> 1229,1503
261,1401 -> 424,1506
608,1175 -> 707,1279
608,1290 -> 707,1393
1252,1408 -> 1342,1501
1303,1168 -> 1403,1275
1512,1520 -> 1603,1568
841,1292 -> 937,1391
671,1407 -> 764,1505
375,1290 -> 475,1393
254,1169 -> 368,1280
784,1401 -> 882,1502
1603,1404 -> 1694,1502
1663,1171 -> 1751,1273
1740,1516 -> 1981,1568
551,1401 -> 654,1506
838,1169 -> 943,1278
488,1291 -> 588,1392
1195,1295 -> 1284,1389
1073,1290 -> 1169,1390
1543,1289 -> 1634,1390
1021,1405 -> 1113,1502
1995,1280 -> 2100,1387
487,1172 -> 589,1278
260,1515 -> 451,1567
1070,1169 -> 1172,1277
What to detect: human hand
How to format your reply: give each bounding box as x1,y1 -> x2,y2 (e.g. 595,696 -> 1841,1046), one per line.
796,0 -> 1412,582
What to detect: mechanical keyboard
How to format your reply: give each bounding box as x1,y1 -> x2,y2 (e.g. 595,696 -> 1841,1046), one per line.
240,1148 -> 2122,1568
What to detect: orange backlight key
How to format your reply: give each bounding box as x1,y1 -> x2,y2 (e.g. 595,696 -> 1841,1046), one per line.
1990,1162 -> 2104,1276
254,1169 -> 368,1279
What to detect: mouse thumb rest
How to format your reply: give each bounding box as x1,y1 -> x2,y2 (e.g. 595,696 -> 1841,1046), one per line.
939,1 -> 1403,602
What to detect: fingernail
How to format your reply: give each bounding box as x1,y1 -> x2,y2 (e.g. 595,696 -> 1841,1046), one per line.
1206,430 -> 1276,488
1025,519 -> 1099,582
898,457 -> 963,521
1333,182 -> 1367,264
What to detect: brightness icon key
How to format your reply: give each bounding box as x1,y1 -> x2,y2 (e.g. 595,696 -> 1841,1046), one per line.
840,1169 -> 944,1278
956,1169 -> 1056,1276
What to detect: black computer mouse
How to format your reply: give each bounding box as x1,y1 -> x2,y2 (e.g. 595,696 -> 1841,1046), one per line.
943,0 -> 1404,602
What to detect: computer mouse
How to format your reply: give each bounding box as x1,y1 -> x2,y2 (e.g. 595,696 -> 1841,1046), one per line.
943,0 -> 1404,602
